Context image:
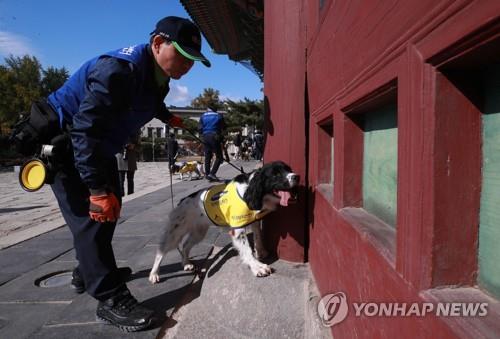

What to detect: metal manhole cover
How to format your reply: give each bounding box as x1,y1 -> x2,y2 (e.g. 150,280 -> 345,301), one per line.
34,270 -> 72,288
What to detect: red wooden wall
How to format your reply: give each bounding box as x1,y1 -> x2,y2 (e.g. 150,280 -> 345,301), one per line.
262,0 -> 307,262
264,0 -> 500,337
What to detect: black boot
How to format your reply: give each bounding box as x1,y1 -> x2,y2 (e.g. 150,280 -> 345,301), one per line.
71,267 -> 133,294
206,174 -> 219,182
96,288 -> 154,332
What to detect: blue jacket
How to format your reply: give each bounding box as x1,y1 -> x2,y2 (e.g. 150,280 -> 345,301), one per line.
47,44 -> 172,189
198,111 -> 225,135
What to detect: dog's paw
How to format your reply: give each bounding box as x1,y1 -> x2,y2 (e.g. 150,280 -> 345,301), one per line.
149,272 -> 160,284
184,263 -> 195,271
251,263 -> 273,277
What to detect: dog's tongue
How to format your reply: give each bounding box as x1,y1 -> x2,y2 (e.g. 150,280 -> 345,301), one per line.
278,191 -> 291,206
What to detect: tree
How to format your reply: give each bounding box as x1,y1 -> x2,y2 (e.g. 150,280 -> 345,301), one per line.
223,97 -> 264,133
41,66 -> 69,97
0,65 -> 17,130
0,55 -> 42,127
182,117 -> 199,137
0,55 -> 69,133
191,87 -> 221,109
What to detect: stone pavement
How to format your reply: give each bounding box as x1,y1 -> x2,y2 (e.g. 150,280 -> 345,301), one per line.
0,162 -> 177,249
0,160 -> 330,338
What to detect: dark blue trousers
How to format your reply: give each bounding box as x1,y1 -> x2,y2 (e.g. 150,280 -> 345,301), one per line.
50,157 -> 124,301
203,132 -> 223,176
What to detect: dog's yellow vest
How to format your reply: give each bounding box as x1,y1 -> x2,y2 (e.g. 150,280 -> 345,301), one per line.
179,161 -> 198,174
203,182 -> 270,227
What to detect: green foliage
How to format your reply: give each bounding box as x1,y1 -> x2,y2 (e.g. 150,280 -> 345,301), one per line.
190,88 -> 221,109
41,66 -> 69,97
0,65 -> 17,132
0,55 -> 69,133
223,97 -> 264,133
182,117 -> 198,135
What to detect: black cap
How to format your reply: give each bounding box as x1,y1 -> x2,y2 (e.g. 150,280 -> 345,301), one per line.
151,16 -> 211,67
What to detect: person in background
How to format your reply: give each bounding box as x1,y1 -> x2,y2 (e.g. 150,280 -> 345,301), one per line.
222,136 -> 231,163
240,136 -> 252,161
198,104 -> 226,181
115,133 -> 139,196
253,130 -> 264,161
233,131 -> 242,160
166,132 -> 179,170
34,16 -> 210,332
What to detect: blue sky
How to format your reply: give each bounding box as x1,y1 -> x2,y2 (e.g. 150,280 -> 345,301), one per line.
0,0 -> 263,106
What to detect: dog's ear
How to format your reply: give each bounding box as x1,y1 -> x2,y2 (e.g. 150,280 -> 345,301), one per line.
243,169 -> 264,210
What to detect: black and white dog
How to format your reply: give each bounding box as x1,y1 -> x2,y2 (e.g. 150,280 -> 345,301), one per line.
149,161 -> 299,283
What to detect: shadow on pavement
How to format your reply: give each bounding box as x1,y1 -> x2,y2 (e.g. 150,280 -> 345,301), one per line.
141,284 -> 192,331
0,205 -> 49,213
206,243 -> 238,278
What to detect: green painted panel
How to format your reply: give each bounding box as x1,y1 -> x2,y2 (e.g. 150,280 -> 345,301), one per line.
363,104 -> 398,226
318,123 -> 334,184
479,65 -> 500,298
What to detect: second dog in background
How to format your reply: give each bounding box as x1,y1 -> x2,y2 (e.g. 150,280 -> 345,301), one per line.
171,161 -> 204,181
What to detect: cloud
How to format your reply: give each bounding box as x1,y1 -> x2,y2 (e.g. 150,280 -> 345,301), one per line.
0,30 -> 37,58
166,83 -> 191,106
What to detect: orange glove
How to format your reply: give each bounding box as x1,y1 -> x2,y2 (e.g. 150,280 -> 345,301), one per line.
89,192 -> 120,223
168,115 -> 185,128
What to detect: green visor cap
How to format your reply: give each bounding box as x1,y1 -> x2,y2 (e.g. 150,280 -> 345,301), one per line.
172,41 -> 211,67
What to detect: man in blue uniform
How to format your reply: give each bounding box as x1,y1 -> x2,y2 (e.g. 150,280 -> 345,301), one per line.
198,104 -> 226,181
44,16 -> 210,331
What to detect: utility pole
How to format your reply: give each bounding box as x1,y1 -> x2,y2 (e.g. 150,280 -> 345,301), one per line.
152,130 -> 155,162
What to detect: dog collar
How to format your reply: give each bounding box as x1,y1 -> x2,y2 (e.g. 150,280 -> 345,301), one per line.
203,182 -> 270,227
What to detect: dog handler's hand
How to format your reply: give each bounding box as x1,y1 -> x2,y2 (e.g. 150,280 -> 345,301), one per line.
89,192 -> 120,223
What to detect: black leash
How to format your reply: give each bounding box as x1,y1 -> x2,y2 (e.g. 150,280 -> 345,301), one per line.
168,163 -> 174,209
167,151 -> 177,209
